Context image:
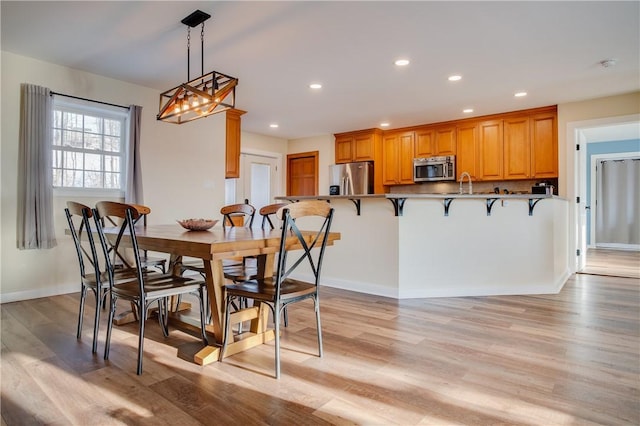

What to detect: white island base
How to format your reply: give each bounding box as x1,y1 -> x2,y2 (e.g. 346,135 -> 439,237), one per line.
278,194 -> 570,299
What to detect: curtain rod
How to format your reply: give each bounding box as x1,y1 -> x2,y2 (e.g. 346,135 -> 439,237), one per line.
50,91 -> 129,110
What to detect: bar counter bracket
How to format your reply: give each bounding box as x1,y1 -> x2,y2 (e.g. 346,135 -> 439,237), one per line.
486,198 -> 499,216
528,198 -> 543,216
443,198 -> 454,217
388,197 -> 406,216
349,198 -> 362,216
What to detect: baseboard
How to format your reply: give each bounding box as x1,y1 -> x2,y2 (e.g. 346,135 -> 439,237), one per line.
0,284 -> 77,304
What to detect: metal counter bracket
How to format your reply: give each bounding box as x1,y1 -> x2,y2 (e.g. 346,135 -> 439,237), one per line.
349,198 -> 362,215
443,198 -> 454,216
528,198 -> 542,216
388,197 -> 406,216
486,198 -> 498,216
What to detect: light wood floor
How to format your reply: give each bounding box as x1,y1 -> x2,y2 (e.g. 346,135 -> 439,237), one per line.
2,272 -> 639,425
581,248 -> 640,279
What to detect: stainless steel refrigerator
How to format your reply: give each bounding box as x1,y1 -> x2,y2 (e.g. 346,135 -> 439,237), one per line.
328,161 -> 374,195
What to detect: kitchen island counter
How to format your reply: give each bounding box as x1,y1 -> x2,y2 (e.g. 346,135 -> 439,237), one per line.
275,195 -> 569,299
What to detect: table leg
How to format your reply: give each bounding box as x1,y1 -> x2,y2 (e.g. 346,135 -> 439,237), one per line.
194,253 -> 277,365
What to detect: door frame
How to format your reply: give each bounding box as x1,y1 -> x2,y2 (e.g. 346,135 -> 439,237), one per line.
569,113 -> 640,272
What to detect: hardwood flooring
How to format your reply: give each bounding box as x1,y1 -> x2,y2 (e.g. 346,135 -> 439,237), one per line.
2,272 -> 639,425
580,248 -> 640,279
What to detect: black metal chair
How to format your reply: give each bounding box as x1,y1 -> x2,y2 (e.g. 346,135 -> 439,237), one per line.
259,202 -> 289,230
219,200 -> 335,378
65,201 -> 112,353
94,201 -> 208,375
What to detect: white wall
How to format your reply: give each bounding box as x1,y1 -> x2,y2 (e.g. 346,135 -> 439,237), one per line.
0,51 -> 288,302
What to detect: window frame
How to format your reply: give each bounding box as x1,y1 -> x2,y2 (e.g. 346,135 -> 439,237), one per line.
52,96 -> 129,197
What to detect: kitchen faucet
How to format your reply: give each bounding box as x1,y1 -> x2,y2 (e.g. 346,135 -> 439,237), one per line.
459,172 -> 473,194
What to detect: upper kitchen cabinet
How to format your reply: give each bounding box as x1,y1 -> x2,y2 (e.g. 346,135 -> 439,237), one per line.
334,129 -> 382,164
382,131 -> 415,185
478,120 -> 504,181
225,109 -> 246,179
502,107 -> 558,180
530,112 -> 558,178
456,122 -> 479,180
503,115 -> 531,179
414,124 -> 457,157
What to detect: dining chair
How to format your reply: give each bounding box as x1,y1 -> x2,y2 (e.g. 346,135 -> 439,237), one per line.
94,201 -> 208,375
219,200 -> 335,378
259,202 -> 289,230
65,201 -> 111,353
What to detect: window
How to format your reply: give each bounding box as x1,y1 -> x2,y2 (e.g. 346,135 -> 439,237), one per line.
52,97 -> 128,193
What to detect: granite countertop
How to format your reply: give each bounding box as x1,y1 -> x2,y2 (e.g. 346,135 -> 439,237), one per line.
276,193 -> 556,200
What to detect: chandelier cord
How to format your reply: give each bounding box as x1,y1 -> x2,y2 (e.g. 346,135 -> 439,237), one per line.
201,23 -> 205,78
186,27 -> 191,81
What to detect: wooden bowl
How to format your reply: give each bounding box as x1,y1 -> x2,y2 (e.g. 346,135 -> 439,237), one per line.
177,219 -> 218,231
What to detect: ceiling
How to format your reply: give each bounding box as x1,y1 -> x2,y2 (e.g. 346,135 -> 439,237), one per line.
1,1 -> 639,140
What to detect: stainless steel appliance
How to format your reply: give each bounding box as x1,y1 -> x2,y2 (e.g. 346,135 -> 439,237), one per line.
413,155 -> 456,182
329,161 -> 373,195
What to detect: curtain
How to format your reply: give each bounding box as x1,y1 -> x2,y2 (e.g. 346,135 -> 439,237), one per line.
125,105 -> 143,204
17,84 -> 57,249
596,158 -> 640,245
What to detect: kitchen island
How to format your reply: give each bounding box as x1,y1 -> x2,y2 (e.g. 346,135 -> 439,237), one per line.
275,194 -> 570,298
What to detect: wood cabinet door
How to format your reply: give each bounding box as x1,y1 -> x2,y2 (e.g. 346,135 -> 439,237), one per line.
531,113 -> 558,178
382,134 -> 400,185
414,127 -> 435,158
479,120 -> 503,181
335,135 -> 353,164
225,109 -> 245,178
398,132 -> 415,184
456,122 -> 479,180
503,116 -> 531,179
435,126 -> 457,155
353,133 -> 375,162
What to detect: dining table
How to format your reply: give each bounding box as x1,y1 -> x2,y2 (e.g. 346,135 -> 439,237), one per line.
101,223 -> 341,366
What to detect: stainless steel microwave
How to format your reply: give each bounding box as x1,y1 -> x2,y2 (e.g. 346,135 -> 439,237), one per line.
413,155 -> 456,182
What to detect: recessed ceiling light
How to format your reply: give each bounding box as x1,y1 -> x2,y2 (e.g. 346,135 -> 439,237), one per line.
448,75 -> 462,81
380,122 -> 390,127
309,83 -> 322,89
394,59 -> 410,66
269,123 -> 279,128
463,108 -> 474,113
514,91 -> 528,97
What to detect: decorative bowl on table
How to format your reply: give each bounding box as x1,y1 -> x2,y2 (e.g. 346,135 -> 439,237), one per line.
176,218 -> 218,231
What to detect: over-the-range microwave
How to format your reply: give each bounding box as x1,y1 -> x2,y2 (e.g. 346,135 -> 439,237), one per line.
413,155 -> 456,182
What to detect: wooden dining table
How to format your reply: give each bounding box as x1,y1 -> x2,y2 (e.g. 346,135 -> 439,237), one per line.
102,223 -> 341,366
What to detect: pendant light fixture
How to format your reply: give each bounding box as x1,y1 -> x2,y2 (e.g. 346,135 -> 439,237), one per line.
157,10 -> 238,124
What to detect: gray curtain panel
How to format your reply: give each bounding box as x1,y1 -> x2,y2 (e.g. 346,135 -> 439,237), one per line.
596,158 -> 640,245
125,105 -> 143,204
17,83 -> 57,249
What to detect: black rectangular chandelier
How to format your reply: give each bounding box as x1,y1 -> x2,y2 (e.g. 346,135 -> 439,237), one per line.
157,10 -> 238,124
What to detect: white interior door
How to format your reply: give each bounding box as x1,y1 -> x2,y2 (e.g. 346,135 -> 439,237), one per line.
237,152 -> 280,227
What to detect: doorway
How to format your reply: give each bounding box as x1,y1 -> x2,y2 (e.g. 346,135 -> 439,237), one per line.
574,115 -> 640,274
286,151 -> 319,196
235,150 -> 282,227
